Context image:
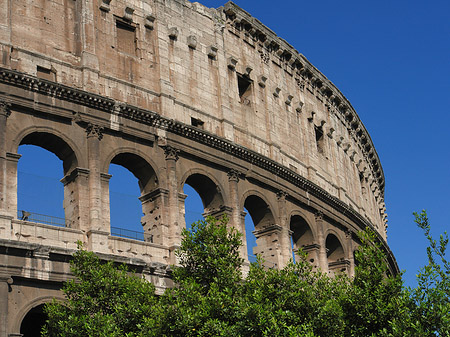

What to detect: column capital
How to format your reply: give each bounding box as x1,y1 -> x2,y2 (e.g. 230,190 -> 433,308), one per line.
86,123 -> 104,140
314,210 -> 324,221
276,190 -> 288,200
0,100 -> 12,118
227,169 -> 243,182
345,228 -> 353,239
162,145 -> 179,161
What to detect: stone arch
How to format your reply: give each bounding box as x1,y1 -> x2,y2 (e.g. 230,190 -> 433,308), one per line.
105,149 -> 159,194
243,194 -> 275,231
103,147 -> 161,189
14,130 -> 81,227
12,295 -> 63,333
181,170 -> 225,217
14,127 -> 83,174
325,232 -> 349,275
243,193 -> 278,266
290,214 -> 317,265
106,151 -> 159,242
289,212 -> 315,247
240,189 -> 278,221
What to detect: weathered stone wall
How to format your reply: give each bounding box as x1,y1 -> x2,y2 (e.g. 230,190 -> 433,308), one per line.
0,0 -> 393,335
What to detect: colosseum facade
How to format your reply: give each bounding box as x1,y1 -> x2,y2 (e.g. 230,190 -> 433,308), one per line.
0,0 -> 396,335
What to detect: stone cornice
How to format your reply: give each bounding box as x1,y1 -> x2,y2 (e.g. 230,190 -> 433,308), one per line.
0,68 -> 115,112
0,67 -> 395,272
221,1 -> 385,197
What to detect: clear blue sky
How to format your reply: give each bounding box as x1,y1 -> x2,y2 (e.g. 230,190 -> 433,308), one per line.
16,0 -> 450,288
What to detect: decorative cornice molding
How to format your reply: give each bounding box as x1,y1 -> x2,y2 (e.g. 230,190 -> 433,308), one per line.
0,67 -> 388,236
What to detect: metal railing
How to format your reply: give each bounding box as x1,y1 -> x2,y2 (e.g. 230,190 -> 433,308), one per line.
110,226 -> 146,242
17,210 -> 67,227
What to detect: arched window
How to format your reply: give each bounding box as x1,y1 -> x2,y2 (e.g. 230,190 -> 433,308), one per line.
20,304 -> 47,337
290,215 -> 315,264
107,153 -> 158,243
243,195 -> 277,267
182,173 -> 224,230
326,234 -> 348,276
183,184 -> 203,231
244,208 -> 256,262
18,145 -> 64,222
108,163 -> 143,240
17,132 -> 78,227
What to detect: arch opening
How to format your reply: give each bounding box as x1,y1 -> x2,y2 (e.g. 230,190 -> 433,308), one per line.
108,153 -> 158,242
182,173 -> 225,230
290,215 -> 315,264
183,184 -> 203,231
20,132 -> 78,175
108,164 -> 144,240
17,131 -> 78,227
20,304 -> 47,337
184,174 -> 224,214
326,234 -> 348,275
244,207 -> 257,263
243,195 -> 277,267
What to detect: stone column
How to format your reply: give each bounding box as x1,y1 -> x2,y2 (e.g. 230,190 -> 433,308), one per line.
301,244 -> 321,269
139,188 -> 169,244
315,211 -> 328,273
0,275 -> 12,337
276,191 -> 292,268
100,173 -> 112,230
86,123 -> 105,232
253,224 -> 283,268
60,168 -> 90,230
0,101 -> 11,213
239,210 -> 249,262
163,146 -> 180,256
5,153 -> 21,218
227,169 -> 246,259
346,229 -> 355,277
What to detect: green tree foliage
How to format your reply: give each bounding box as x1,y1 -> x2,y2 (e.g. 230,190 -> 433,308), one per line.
411,210 -> 450,336
43,214 -> 450,336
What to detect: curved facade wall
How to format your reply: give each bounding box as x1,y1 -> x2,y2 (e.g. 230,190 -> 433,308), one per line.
0,0 -> 395,335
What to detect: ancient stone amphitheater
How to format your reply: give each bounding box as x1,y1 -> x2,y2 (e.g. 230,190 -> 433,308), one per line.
0,0 -> 396,335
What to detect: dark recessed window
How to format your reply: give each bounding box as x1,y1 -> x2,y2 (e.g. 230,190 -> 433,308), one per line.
116,20 -> 136,55
191,117 -> 204,129
315,126 -> 324,154
37,66 -> 55,81
237,73 -> 252,105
